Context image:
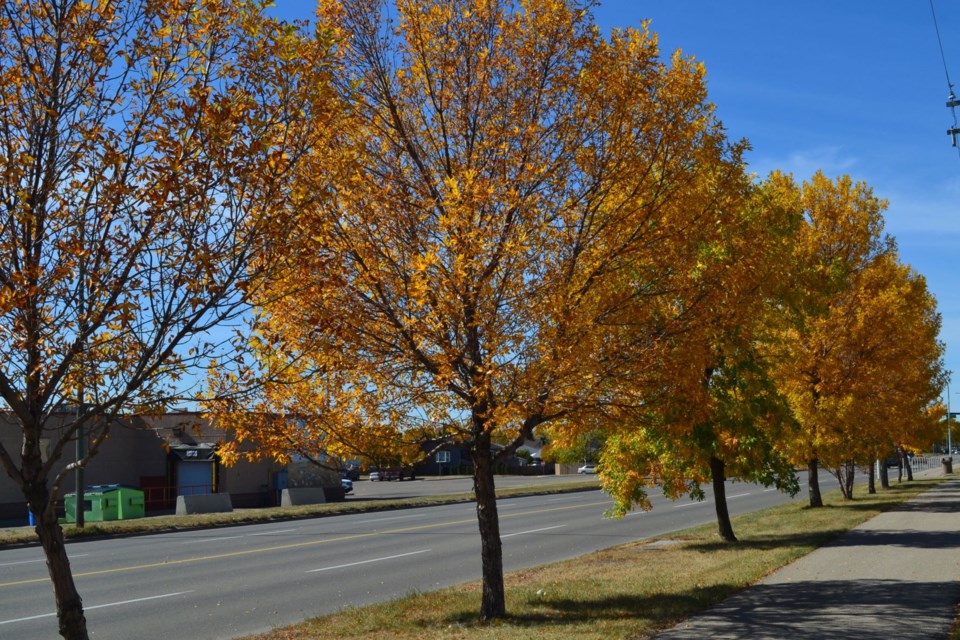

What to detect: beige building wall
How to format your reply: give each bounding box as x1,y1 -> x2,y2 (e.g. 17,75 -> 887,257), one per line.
0,411 -> 286,521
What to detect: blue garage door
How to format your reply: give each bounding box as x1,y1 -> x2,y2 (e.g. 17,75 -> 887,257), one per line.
177,461 -> 213,496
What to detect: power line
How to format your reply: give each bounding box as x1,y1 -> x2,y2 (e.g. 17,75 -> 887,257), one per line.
930,0 -> 960,155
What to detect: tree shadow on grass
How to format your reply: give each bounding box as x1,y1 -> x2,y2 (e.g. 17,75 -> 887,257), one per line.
440,584 -> 737,629
684,528 -> 850,553
437,579 -> 960,640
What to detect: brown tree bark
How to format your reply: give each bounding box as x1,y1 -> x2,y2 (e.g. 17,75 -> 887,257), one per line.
808,457 -> 823,507
879,458 -> 890,489
838,460 -> 855,499
471,435 -> 505,621
868,461 -> 876,494
904,452 -> 914,481
26,486 -> 89,640
709,456 -> 737,542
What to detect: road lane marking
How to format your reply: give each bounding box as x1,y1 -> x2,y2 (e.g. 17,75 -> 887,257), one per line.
0,498 -> 611,588
181,535 -> 243,545
501,525 -> 566,538
0,554 -> 87,567
0,558 -> 46,567
0,591 -> 194,626
352,513 -> 426,525
306,549 -> 431,573
672,501 -> 707,509
249,529 -> 298,536
727,493 -> 751,500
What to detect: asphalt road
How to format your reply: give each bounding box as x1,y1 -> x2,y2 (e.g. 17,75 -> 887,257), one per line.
0,476 -> 804,640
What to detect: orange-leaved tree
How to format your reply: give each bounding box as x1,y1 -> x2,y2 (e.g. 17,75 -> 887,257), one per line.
597,171 -> 802,542
769,172 -> 901,506
222,0 -> 747,621
0,2 -> 336,638
815,251 -> 945,496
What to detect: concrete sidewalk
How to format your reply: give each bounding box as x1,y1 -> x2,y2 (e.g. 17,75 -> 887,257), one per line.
653,475 -> 960,640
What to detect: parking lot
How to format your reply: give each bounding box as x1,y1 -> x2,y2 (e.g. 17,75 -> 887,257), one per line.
348,472 -> 598,501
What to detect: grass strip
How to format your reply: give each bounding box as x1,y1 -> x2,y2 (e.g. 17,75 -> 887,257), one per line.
242,478 -> 942,640
0,479 -> 600,547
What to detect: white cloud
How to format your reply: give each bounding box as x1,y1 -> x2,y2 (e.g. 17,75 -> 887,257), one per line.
747,146 -> 859,183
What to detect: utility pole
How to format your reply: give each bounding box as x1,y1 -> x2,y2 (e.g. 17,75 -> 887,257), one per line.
75,400 -> 84,529
947,381 -> 954,457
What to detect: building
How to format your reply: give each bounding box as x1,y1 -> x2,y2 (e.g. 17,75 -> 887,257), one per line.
0,411 -> 287,525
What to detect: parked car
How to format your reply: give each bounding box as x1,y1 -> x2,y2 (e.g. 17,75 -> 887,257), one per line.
382,467 -> 416,481
340,478 -> 353,494
577,463 -> 597,474
340,468 -> 360,481
368,471 -> 383,481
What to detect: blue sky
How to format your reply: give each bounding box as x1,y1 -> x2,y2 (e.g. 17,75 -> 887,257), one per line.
271,1 -> 960,408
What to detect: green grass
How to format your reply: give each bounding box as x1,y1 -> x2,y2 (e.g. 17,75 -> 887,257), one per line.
0,479 -> 600,546
240,479 -> 942,640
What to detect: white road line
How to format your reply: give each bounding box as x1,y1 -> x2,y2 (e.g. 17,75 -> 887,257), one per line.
727,493 -> 751,500
0,558 -> 45,567
352,513 -> 426,525
248,528 -> 297,537
501,525 -> 567,538
673,501 -> 707,509
763,488 -> 777,492
0,554 -> 88,567
306,549 -> 432,573
181,535 -> 243,544
0,591 -> 194,626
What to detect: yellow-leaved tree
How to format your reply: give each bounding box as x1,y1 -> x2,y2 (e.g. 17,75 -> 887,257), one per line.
0,2 -> 336,638
597,171 -> 803,543
214,0 -> 748,621
813,251 -> 944,495
769,172 -> 944,506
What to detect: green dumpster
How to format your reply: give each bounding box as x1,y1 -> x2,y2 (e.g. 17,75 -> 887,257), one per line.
115,486 -> 144,519
64,485 -> 144,523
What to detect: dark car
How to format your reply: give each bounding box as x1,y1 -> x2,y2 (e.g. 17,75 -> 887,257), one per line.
382,467 -> 416,481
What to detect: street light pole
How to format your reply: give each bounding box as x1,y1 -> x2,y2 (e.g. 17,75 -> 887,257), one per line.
947,381 -> 954,457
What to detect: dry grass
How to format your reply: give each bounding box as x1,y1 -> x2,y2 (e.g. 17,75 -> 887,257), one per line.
244,479 -> 941,640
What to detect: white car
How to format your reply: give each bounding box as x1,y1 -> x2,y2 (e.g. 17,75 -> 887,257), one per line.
369,471 -> 383,481
578,464 -> 597,474
340,478 -> 353,494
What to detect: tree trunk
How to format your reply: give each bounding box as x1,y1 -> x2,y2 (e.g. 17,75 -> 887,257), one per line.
709,456 -> 737,542
904,453 -> 914,481
879,459 -> 890,489
867,462 -> 876,494
27,489 -> 89,639
838,460 -> 854,499
807,457 -> 823,507
471,438 -> 505,621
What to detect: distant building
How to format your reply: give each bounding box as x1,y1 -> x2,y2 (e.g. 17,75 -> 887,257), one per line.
0,411 -> 290,525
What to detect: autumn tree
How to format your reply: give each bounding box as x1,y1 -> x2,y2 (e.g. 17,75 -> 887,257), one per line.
0,2 -> 335,638
224,0 -> 747,621
824,253 -> 945,496
597,172 -> 801,542
768,172 -> 943,506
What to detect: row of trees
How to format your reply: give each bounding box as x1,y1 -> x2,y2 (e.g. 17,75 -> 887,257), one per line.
0,1 -> 944,638
211,0 -> 945,623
